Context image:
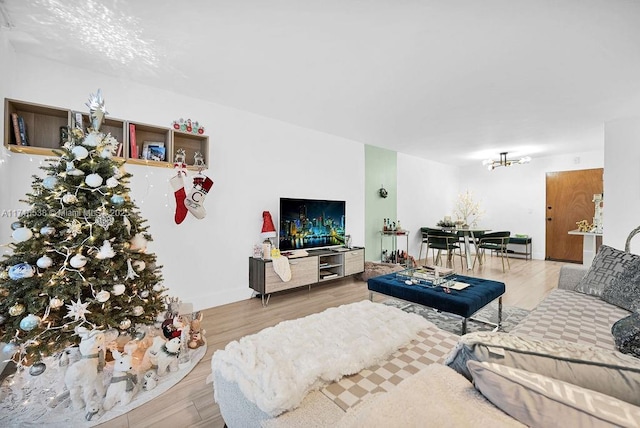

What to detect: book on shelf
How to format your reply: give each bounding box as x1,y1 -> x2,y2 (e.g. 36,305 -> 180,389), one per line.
320,272 -> 338,279
129,124 -> 138,159
17,116 -> 28,146
115,141 -> 124,157
10,113 -> 21,145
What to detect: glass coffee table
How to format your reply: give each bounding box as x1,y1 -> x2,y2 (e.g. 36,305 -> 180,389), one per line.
367,268 -> 505,334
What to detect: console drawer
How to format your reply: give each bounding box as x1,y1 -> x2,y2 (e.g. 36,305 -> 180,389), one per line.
344,249 -> 365,276
265,256 -> 319,293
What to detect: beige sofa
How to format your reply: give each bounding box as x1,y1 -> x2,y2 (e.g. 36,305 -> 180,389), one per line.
212,263 -> 640,427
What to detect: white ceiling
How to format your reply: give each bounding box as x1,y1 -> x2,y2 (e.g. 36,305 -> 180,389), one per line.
2,0 -> 640,165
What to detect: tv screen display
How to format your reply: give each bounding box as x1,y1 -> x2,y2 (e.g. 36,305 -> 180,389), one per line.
279,198 -> 346,251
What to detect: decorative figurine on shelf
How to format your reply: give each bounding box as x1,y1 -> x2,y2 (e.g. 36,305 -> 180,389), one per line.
174,148 -> 187,170
576,219 -> 593,233
194,151 -> 206,168
172,118 -> 205,135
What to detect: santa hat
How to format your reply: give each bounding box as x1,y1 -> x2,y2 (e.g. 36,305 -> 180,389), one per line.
261,211 -> 277,239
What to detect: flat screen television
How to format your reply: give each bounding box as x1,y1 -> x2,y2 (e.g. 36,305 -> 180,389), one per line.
279,198 -> 346,251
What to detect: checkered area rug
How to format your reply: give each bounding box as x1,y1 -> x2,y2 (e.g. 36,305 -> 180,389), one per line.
510,289 -> 631,351
320,323 -> 459,411
319,300 -> 529,411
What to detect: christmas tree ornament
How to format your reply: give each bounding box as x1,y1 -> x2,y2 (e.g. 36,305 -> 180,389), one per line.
49,297 -> 64,309
185,175 -> 214,219
12,227 -> 33,242
129,233 -> 148,252
66,219 -> 82,237
42,176 -> 58,189
96,290 -> 111,303
29,362 -> 47,376
153,283 -> 163,292
65,159 -> 85,176
2,342 -> 17,354
19,314 -> 41,331
64,298 -> 91,321
126,259 -> 140,280
0,287 -> 8,297
95,211 -> 115,230
119,318 -> 131,330
9,263 -> 35,280
0,270 -> 8,280
9,303 -> 25,316
112,283 -> 126,296
62,193 -> 78,204
95,240 -> 115,259
86,89 -> 107,131
83,131 -> 101,147
0,314 -> 6,325
170,173 -> 188,224
140,290 -> 149,298
10,221 -> 23,230
71,145 -> 89,160
69,254 -> 88,268
133,260 -> 146,271
110,195 -> 125,206
106,176 -> 119,188
85,173 -> 103,188
36,255 -> 53,269
132,306 -> 144,316
123,215 -> 132,234
39,226 -> 56,236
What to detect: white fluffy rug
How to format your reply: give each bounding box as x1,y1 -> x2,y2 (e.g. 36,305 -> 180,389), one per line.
211,300 -> 431,417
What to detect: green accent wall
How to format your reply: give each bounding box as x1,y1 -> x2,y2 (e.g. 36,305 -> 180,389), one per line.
365,145 -> 397,261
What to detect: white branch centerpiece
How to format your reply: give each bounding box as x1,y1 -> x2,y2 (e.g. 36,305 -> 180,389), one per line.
454,190 -> 484,228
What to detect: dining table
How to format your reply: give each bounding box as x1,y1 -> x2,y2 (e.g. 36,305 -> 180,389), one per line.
431,226 -> 492,269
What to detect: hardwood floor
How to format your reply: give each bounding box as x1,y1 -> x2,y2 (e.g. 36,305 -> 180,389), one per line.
98,256 -> 567,428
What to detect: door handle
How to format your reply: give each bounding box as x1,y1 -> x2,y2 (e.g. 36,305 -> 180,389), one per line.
547,218 -> 552,221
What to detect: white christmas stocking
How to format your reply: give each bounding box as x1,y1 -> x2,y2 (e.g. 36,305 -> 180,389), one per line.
185,175 -> 214,219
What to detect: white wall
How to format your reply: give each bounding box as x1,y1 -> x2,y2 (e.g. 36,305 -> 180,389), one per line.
1,54 -> 365,311
604,117 -> 640,252
456,150 -> 604,260
397,153 -> 459,258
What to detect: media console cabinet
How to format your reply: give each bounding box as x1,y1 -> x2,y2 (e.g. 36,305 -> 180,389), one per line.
248,247 -> 365,305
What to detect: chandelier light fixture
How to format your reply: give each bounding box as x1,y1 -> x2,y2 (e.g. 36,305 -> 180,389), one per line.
482,152 -> 531,170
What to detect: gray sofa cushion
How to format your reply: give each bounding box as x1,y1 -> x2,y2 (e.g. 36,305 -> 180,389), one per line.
575,245 -> 637,298
467,361 -> 640,428
612,313 -> 640,358
446,331 -> 640,406
575,245 -> 640,313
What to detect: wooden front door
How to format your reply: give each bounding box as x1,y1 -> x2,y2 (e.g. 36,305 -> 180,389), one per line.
545,168 -> 603,262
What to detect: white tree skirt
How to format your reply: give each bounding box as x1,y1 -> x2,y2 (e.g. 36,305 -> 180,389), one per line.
0,345 -> 207,427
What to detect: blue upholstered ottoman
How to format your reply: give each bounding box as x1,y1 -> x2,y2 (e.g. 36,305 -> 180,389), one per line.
368,273 -> 506,334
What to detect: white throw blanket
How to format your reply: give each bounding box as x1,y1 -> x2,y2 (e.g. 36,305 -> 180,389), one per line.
211,300 -> 431,417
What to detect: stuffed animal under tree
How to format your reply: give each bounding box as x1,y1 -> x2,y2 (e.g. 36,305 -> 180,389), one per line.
0,90 -> 167,369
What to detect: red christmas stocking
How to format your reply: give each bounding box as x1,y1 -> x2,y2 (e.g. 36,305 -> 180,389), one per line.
170,174 -> 188,224
185,175 -> 214,219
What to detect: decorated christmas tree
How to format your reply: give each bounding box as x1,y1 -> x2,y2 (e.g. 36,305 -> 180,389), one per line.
0,90 -> 167,368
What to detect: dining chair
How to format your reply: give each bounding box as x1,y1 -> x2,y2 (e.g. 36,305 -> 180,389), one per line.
472,231 -> 511,272
423,228 -> 465,269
